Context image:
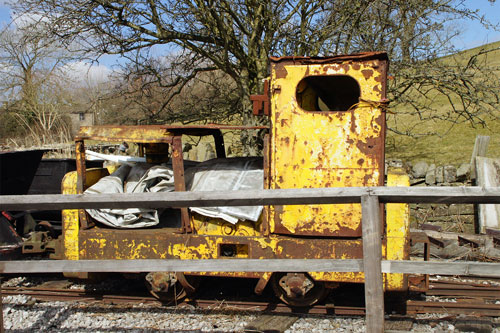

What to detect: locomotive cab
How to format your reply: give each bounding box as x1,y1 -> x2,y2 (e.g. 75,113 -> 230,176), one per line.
60,52 -> 410,307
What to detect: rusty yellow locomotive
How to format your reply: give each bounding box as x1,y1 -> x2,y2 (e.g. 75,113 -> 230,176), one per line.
60,52 -> 410,306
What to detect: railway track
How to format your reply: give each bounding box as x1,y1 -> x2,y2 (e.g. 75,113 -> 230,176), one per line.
2,277 -> 500,317
1,285 -> 365,315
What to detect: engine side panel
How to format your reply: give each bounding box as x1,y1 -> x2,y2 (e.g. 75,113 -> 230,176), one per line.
269,58 -> 387,237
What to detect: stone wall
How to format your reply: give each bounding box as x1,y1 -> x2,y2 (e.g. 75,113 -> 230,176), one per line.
387,159 -> 476,234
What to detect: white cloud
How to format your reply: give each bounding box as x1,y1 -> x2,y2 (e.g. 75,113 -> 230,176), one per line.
10,11 -> 47,29
59,61 -> 113,87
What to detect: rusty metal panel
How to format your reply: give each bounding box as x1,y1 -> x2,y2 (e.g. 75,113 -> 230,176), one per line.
171,136 -> 191,233
77,228 -> 367,282
77,223 -> 401,289
76,125 -> 174,143
78,229 -> 364,260
79,228 -> 363,282
269,52 -> 388,64
269,56 -> 387,237
76,125 -> 269,143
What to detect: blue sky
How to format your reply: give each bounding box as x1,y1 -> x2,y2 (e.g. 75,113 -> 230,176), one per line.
0,0 -> 499,57
455,0 -> 500,48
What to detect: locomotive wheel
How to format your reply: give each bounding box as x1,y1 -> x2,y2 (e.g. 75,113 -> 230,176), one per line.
271,272 -> 328,307
145,272 -> 199,304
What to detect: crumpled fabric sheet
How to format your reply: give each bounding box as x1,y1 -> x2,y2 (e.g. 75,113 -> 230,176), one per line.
84,157 -> 263,228
186,157 -> 263,224
84,164 -> 175,228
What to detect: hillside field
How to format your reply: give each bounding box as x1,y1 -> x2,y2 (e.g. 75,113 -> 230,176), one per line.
386,40 -> 500,165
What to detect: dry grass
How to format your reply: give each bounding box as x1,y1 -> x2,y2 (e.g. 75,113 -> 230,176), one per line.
386,40 -> 500,165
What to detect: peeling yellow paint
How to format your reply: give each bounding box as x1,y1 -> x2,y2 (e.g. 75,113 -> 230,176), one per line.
311,272 -> 365,283
191,213 -> 261,236
61,172 -> 79,260
385,167 -> 410,291
254,237 -> 283,256
170,239 -> 220,259
61,169 -> 110,260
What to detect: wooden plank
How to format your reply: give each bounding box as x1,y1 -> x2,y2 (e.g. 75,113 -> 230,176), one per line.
0,259 -> 363,274
372,186 -> 500,204
382,260 -> 500,277
5,186 -> 500,211
244,314 -> 298,333
476,156 -> 500,233
471,136 -> 490,233
0,187 -> 369,211
361,195 -> 384,333
0,259 -> 500,276
470,135 -> 490,180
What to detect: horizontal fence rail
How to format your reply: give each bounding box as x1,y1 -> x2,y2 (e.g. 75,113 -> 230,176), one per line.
2,185 -> 500,333
3,186 -> 500,211
0,259 -> 499,277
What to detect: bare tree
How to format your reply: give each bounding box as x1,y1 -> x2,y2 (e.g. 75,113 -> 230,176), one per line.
99,50 -> 238,126
11,0 -> 500,143
332,1 -> 500,136
0,25 -> 75,144
10,0 -> 339,152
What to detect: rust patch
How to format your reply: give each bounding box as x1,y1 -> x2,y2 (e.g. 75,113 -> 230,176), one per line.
357,158 -> 365,166
363,172 -> 374,185
352,63 -> 361,70
340,63 -> 350,73
273,204 -> 284,227
349,111 -> 357,134
356,137 -> 378,156
275,63 -> 288,79
361,69 -> 373,80
374,112 -> 385,127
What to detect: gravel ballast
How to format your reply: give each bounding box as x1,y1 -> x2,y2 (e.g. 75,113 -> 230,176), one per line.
4,296 -> 499,332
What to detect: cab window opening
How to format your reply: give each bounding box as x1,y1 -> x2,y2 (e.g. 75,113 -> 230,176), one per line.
296,75 -> 361,112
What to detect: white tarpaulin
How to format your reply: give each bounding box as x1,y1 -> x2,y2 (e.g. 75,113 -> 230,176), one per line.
186,157 -> 263,224
84,164 -> 175,228
84,157 -> 263,228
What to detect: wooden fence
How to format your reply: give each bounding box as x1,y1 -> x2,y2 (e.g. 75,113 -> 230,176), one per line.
2,186 -> 500,332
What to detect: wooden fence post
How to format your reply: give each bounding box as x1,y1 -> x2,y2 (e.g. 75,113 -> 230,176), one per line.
470,135 -> 490,180
361,194 -> 384,332
470,135 -> 490,234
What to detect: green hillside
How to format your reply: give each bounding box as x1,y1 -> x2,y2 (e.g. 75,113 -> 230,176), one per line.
386,40 -> 500,165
